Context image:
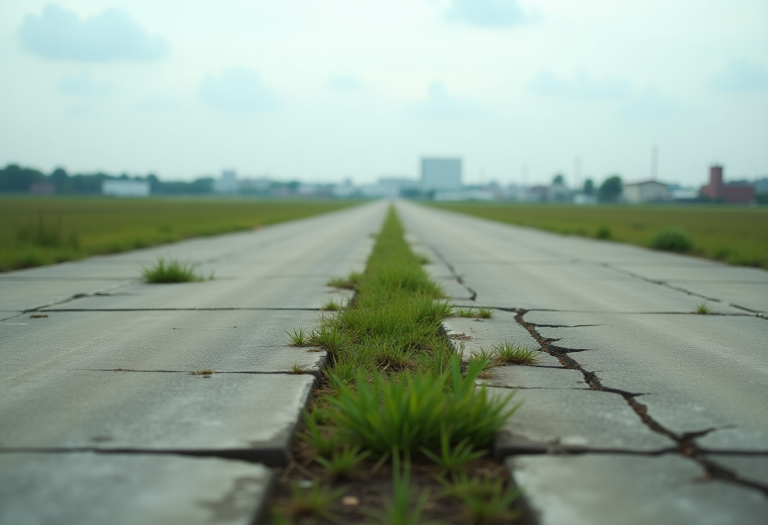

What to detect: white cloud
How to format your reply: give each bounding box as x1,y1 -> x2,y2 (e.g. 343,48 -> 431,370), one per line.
528,70 -> 631,100
444,0 -> 533,28
58,72 -> 112,96
18,5 -> 168,62
199,68 -> 277,113
408,81 -> 480,120
328,75 -> 363,91
711,59 -> 767,92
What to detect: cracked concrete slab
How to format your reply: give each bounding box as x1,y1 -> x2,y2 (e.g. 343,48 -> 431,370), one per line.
704,454 -> 768,488
0,278 -> 132,311
447,262 -> 742,312
43,277 -> 353,310
610,263 -> 768,284
442,313 -> 543,360
491,387 -> 674,453
479,364 -> 589,390
0,310 -> 327,376
666,281 -> 768,313
0,453 -> 272,525
508,454 -> 768,525
525,311 -> 768,447
0,371 -> 314,464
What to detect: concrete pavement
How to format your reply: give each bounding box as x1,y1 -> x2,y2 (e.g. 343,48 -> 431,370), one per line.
397,200 -> 768,525
0,201 -> 387,525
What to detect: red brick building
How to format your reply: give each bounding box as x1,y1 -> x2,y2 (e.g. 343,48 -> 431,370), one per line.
700,165 -> 755,204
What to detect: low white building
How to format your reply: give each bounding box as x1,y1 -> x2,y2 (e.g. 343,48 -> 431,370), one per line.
623,180 -> 670,204
213,170 -> 238,194
102,180 -> 150,197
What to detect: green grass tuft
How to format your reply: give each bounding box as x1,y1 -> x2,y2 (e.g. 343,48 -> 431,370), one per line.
491,342 -> 540,366
696,301 -> 712,314
326,356 -> 517,456
142,258 -> 206,283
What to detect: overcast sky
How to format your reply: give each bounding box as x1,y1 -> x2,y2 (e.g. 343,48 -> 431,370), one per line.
2,0 -> 767,186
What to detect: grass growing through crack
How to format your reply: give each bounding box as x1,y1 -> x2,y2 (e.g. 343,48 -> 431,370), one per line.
696,301 -> 712,315
272,207 -> 522,523
142,257 -> 209,283
455,307 -> 494,319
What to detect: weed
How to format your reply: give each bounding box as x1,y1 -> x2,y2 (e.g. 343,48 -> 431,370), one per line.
308,318 -> 350,355
651,228 -> 694,253
327,271 -> 363,290
696,301 -> 712,315
286,327 -> 307,347
439,473 -> 521,523
492,342 -> 539,366
189,369 -> 214,375
416,254 -> 431,265
142,258 -> 205,283
477,307 -> 493,318
290,363 -> 308,374
280,481 -> 347,522
321,299 -> 343,311
420,423 -> 485,474
327,361 -> 360,386
455,307 -> 493,319
298,413 -> 339,458
365,450 -> 433,525
315,445 -> 370,479
595,226 -> 612,239
327,356 -> 516,456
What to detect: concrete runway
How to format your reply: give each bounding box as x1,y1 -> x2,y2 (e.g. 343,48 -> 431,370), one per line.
2,198 -> 766,524
0,201 -> 388,525
397,200 -> 768,525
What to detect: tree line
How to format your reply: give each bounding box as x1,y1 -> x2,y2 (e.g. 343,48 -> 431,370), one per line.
0,164 -> 214,195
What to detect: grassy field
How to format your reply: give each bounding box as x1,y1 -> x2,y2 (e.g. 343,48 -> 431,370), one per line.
430,202 -> 768,270
0,197 -> 360,272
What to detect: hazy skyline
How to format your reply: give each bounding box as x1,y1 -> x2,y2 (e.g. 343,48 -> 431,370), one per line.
2,0 -> 767,186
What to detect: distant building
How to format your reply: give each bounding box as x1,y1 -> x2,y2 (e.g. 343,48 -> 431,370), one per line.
623,180 -> 670,204
700,165 -> 755,204
378,177 -> 419,198
213,170 -> 238,194
102,180 -> 150,197
434,189 -> 494,201
421,158 -> 462,192
754,177 -> 768,194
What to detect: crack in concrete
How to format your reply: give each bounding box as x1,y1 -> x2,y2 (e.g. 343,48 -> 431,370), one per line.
38,307 -> 323,312
423,243 -> 477,301
514,309 -> 768,498
79,367 -> 326,379
0,447 -> 287,467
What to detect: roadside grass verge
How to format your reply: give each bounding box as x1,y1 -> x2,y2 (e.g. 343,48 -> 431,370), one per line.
0,198 -> 359,272
270,207 -> 523,523
430,202 -> 768,270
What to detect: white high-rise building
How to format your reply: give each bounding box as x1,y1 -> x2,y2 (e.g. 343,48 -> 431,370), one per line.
421,158 -> 462,192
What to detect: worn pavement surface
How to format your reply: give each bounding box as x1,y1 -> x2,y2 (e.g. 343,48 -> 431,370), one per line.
0,201 -> 387,525
398,200 -> 768,525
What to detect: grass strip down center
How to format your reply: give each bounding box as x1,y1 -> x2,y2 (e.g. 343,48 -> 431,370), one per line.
272,207 -> 522,524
